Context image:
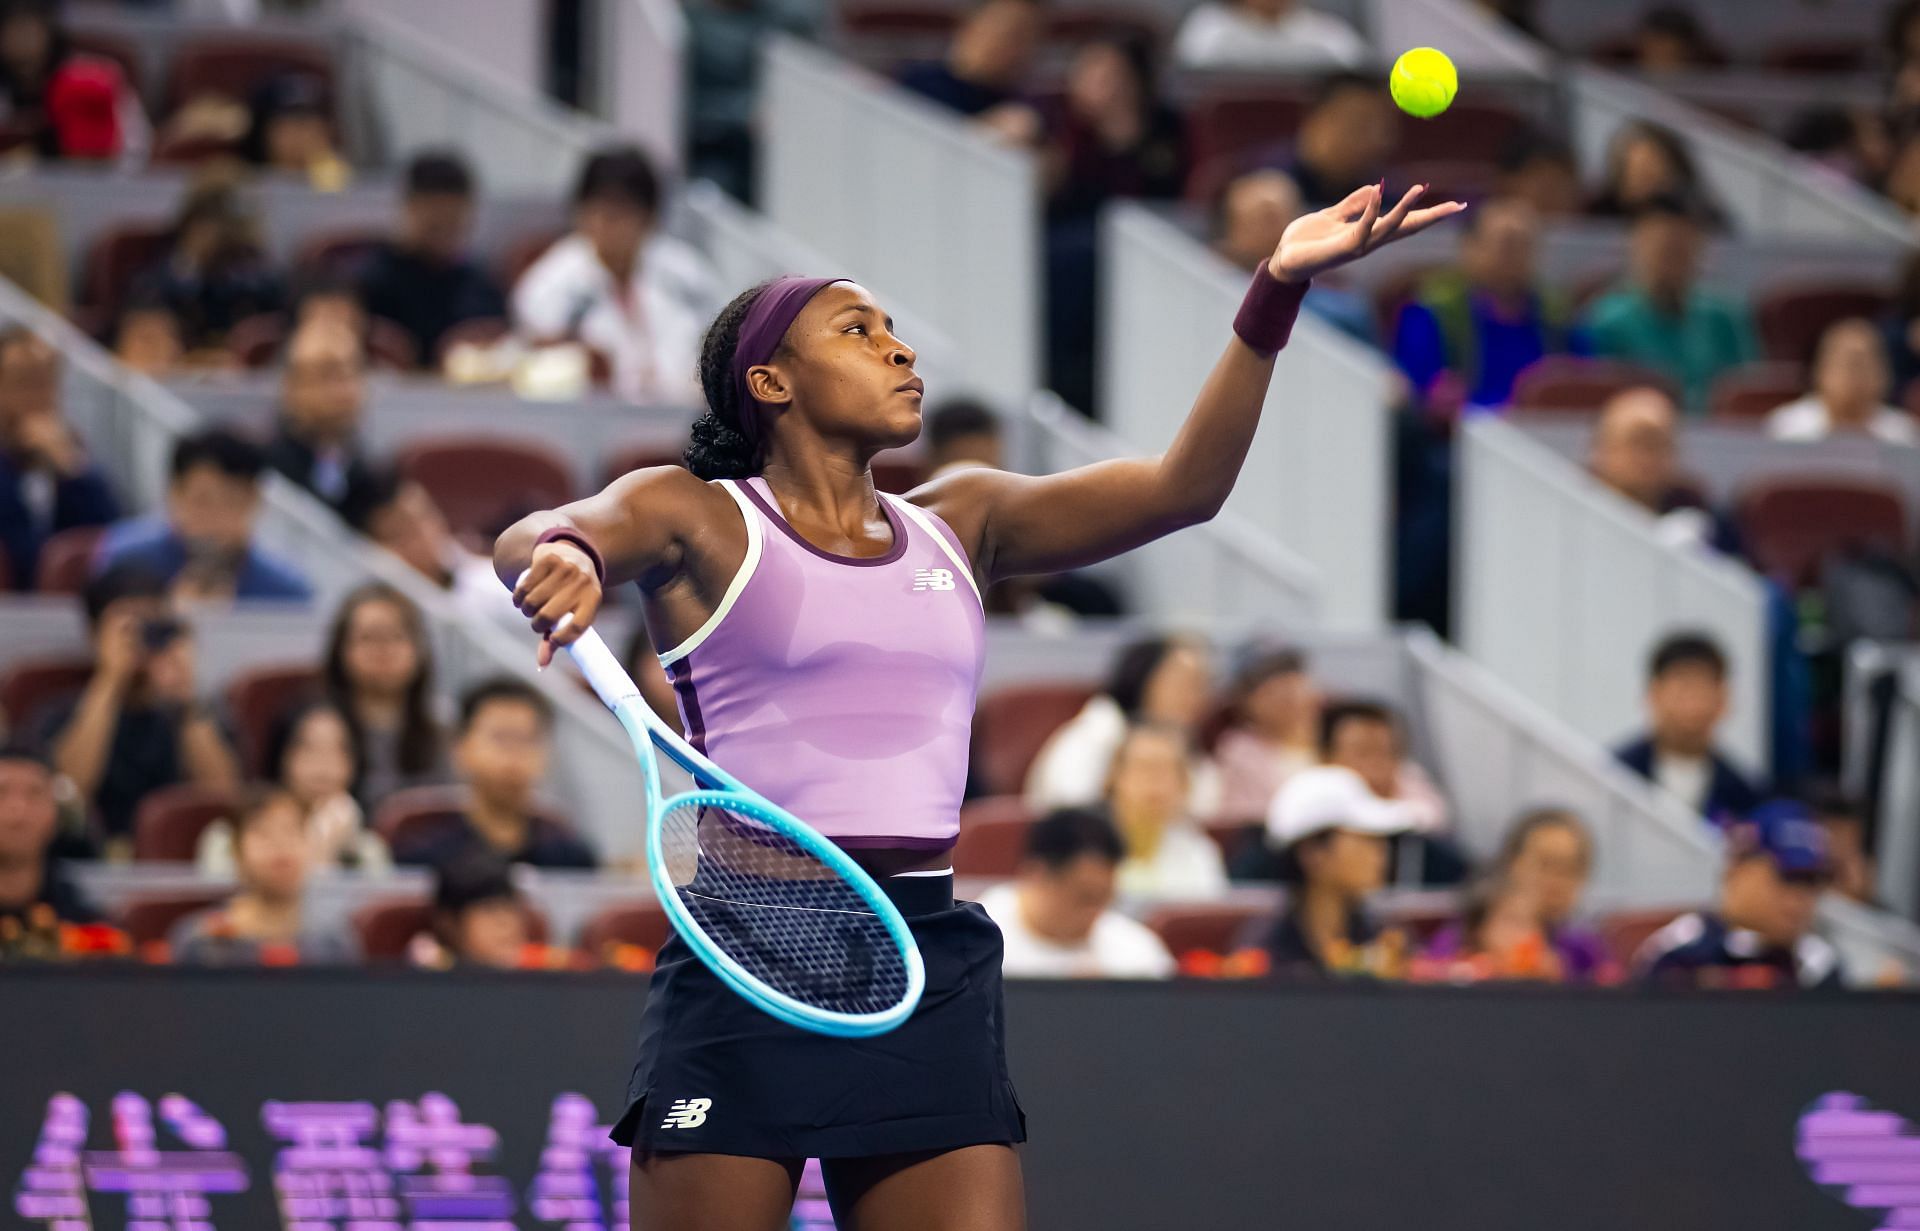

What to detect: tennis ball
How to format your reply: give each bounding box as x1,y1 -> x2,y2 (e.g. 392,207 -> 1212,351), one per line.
1390,47 -> 1458,119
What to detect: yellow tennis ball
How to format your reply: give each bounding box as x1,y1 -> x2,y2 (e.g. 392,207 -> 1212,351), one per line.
1391,47 -> 1458,119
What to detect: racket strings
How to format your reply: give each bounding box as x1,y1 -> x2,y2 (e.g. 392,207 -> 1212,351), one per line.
660,800 -> 912,1017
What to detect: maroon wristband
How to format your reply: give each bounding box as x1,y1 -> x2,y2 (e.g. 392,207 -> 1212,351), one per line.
534,526 -> 605,585
1232,264 -> 1310,358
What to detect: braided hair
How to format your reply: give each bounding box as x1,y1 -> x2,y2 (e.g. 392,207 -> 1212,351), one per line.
687,280 -> 779,480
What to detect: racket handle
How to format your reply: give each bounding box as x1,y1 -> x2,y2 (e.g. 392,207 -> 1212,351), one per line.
565,629 -> 643,707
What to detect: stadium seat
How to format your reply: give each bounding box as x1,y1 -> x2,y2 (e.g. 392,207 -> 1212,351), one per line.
66,30 -> 143,94
352,895 -> 550,961
1183,90 -> 1312,176
1143,903 -> 1269,957
602,442 -> 686,487
1046,10 -> 1163,45
1737,477 -> 1909,590
132,783 -> 238,862
163,35 -> 335,114
0,657 -> 92,733
578,902 -> 674,958
970,682 -> 1098,797
1761,40 -> 1868,73
225,663 -> 322,777
1598,908 -> 1685,967
81,223 -> 170,324
34,525 -> 104,595
1509,357 -> 1678,414
1708,363 -> 1806,423
951,796 -> 1036,877
121,892 -> 226,947
836,4 -> 959,37
372,785 -> 471,852
225,313 -> 286,369
1754,284 -> 1891,365
397,436 -> 576,544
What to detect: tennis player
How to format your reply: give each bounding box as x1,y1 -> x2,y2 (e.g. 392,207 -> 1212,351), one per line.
495,180 -> 1461,1231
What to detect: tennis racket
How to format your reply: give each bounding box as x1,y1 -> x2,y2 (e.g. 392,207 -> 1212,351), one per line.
564,627 -> 926,1037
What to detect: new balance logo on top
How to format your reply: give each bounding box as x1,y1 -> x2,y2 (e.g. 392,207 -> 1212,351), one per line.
913,568 -> 956,592
660,1098 -> 711,1130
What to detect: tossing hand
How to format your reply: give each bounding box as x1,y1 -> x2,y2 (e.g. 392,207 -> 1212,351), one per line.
1269,182 -> 1467,285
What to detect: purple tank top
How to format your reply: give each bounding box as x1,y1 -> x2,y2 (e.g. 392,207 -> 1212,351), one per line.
657,477 -> 985,849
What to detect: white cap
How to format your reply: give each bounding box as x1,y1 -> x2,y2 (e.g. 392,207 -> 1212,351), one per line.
1266,766 -> 1418,848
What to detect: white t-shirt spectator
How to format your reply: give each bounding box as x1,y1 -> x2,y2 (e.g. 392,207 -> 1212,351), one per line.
1023,694 -> 1223,816
1766,396 -> 1919,446
980,883 -> 1175,978
511,232 -> 715,405
1173,2 -> 1368,70
1116,821 -> 1229,901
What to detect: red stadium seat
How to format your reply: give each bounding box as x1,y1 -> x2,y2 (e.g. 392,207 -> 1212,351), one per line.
353,895 -> 550,961
397,436 -> 576,544
364,318 -> 420,372
1709,363 -> 1806,423
163,35 -> 335,113
1509,357 -> 1679,414
951,796 -> 1037,877
1736,477 -> 1909,590
1754,284 -> 1891,366
578,902 -> 674,958
81,222 -> 170,323
1761,40 -> 1868,73
225,663 -> 322,777
1143,903 -> 1269,958
34,525 -> 103,594
970,682 -> 1097,797
372,785 -> 471,851
121,892 -> 226,947
1046,9 -> 1164,45
226,312 -> 286,369
132,783 -> 239,862
1598,908 -> 1686,967
602,442 -> 686,487
836,4 -> 960,37
1,656 -> 92,733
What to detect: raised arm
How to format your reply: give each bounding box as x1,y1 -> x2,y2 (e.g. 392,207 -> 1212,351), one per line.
926,183 -> 1464,582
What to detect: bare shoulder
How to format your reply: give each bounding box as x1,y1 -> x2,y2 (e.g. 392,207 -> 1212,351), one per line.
597,463 -> 737,524
903,465 -> 1032,566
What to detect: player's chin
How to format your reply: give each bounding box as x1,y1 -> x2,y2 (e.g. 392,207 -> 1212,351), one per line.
869,395 -> 924,445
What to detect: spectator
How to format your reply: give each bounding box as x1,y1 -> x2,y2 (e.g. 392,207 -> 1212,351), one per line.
0,0 -> 147,162
358,151 -> 506,365
348,469 -> 519,625
684,0 -> 825,204
169,789 -> 361,966
1583,195 -> 1758,411
1587,386 -> 1739,552
262,320 -> 384,519
1102,723 -> 1227,900
394,678 -> 595,871
925,398 -> 1004,478
196,700 -> 389,876
1212,648 -> 1319,822
1319,700 -> 1449,834
0,746 -> 104,941
42,564 -> 241,848
289,275 -> 369,339
1268,73 -> 1400,210
1767,318 -> 1917,445
1393,197 -> 1583,410
419,850 -> 530,969
0,325 -> 119,589
323,582 -> 447,808
1615,631 -> 1763,824
1809,788 -> 1875,906
129,171 -> 285,352
511,145 -> 715,405
1209,169 -> 1376,342
1422,808 -> 1613,983
111,291 -> 187,377
1587,121 -> 1721,224
980,806 -> 1176,978
1636,800 -> 1842,989
1044,33 -> 1187,223
1496,131 -> 1585,219
1413,875 -> 1565,982
95,427 -> 313,602
242,71 -> 349,191
1630,5 -> 1717,72
898,0 -> 1043,140
1173,0 -> 1367,70
1025,634 -> 1221,813
1262,765 -> 1414,979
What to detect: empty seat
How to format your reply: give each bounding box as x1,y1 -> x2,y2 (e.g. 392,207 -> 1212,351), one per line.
397,437 -> 575,544
578,902 -> 674,958
121,892 -> 226,947
1754,284 -> 1891,365
34,525 -> 103,594
164,35 -> 335,113
225,663 -> 322,777
970,682 -> 1097,797
133,783 -> 238,862
1143,903 -> 1269,957
1599,908 -> 1686,967
1709,363 -> 1806,423
1509,356 -> 1678,414
1,656 -> 92,733
1737,477 -> 1909,590
353,895 -> 550,960
951,796 -> 1036,877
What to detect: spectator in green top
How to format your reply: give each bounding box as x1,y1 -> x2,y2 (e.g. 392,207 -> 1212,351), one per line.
1582,195 -> 1757,412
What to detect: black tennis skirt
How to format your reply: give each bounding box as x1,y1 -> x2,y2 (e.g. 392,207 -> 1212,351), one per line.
609,872 -> 1027,1160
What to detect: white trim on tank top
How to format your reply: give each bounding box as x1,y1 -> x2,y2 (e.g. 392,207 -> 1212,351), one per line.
882,493 -> 984,607
656,479 -> 764,667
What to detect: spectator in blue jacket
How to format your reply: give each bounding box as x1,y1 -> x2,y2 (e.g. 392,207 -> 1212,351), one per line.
1614,632 -> 1763,826
0,327 -> 118,588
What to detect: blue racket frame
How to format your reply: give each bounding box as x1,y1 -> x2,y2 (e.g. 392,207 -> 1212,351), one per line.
567,630 -> 926,1037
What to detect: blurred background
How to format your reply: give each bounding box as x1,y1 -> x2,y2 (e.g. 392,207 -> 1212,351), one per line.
4,0 -> 1920,1227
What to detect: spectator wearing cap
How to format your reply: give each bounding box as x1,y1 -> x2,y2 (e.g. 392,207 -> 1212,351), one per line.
1102,723 -> 1227,901
0,0 -> 148,163
980,807 -> 1175,978
1614,632 -> 1762,826
419,850 -> 531,969
1423,808 -> 1613,983
170,789 -> 361,966
0,325 -> 119,589
358,151 -> 507,365
95,427 -> 312,602
263,320 -> 384,522
1635,800 -> 1843,990
0,746 -> 105,946
1173,0 -> 1367,70
243,71 -> 349,191
128,170 -> 285,353
1583,195 -> 1757,412
1767,318 -> 1918,446
511,145 -> 716,405
41,564 -> 241,850
1211,648 -> 1320,822
1262,765 -> 1414,979
349,468 -> 520,625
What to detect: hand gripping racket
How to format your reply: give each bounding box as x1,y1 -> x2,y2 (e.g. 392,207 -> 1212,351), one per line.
566,628 -> 925,1036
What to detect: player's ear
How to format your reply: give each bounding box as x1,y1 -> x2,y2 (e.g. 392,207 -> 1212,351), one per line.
746,364 -> 793,408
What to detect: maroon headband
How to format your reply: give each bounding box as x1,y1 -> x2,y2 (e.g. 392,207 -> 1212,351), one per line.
731,276 -> 850,447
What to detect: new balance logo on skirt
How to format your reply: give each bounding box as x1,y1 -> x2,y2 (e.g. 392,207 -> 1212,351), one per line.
660,1098 -> 711,1129
913,568 -> 955,591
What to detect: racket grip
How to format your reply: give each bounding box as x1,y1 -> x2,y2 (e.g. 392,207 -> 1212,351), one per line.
565,629 -> 643,707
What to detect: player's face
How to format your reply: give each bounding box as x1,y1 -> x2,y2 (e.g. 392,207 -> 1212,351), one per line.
772,283 -> 922,453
